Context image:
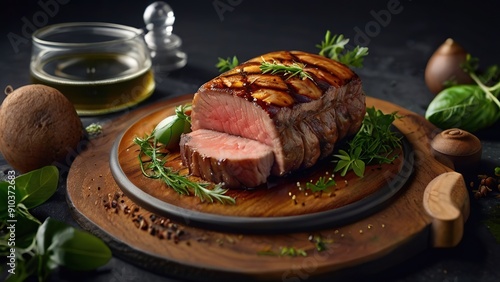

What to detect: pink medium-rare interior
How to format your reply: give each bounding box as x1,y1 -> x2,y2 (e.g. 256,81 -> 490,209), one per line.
182,129 -> 274,187
186,129 -> 273,161
190,91 -> 286,171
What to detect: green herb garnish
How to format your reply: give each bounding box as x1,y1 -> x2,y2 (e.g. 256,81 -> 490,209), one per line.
316,30 -> 369,68
1,166 -> 111,281
333,107 -> 402,177
309,234 -> 330,252
85,123 -> 103,138
257,246 -> 307,257
260,58 -> 313,81
462,54 -> 500,109
306,176 -> 336,193
216,56 -> 239,72
279,246 -> 307,257
426,54 -> 500,132
134,134 -> 236,205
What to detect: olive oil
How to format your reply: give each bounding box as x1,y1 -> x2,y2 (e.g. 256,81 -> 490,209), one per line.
31,53 -> 155,116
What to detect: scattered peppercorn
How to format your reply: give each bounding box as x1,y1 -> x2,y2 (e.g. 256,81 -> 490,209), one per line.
102,191 -> 186,242
472,170 -> 499,199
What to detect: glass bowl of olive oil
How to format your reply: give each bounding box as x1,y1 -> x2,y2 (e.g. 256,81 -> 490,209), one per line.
30,22 -> 155,116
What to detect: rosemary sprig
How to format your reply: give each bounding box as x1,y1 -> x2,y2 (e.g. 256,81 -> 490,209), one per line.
316,30 -> 369,68
133,133 -> 236,205
306,176 -> 336,193
333,107 -> 403,177
260,58 -> 313,81
216,56 -> 239,72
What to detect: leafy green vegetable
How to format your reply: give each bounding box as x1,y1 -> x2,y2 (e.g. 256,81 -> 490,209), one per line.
334,148 -> 365,177
216,56 -> 239,72
306,176 -> 336,193
333,107 -> 402,177
154,104 -> 192,150
464,54 -> 500,109
260,58 -> 313,81
13,166 -> 58,209
425,85 -> 500,132
462,54 -> 500,87
134,133 -> 236,205
316,30 -> 369,68
1,166 -> 111,281
0,166 -> 57,244
36,218 -> 111,272
426,54 -> 500,132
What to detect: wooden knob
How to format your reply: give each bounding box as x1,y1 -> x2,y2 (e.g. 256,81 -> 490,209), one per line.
423,172 -> 469,248
431,128 -> 482,171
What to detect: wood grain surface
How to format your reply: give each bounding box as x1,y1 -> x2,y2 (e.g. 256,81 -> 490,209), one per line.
110,95 -> 413,233
66,95 -> 466,281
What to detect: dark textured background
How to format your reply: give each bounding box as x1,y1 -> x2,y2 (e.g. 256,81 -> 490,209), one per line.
1,0 -> 500,281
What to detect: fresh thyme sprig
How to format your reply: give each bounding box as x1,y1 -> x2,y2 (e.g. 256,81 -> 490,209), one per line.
260,58 -> 313,81
306,176 -> 336,193
216,56 -> 239,72
333,107 -> 403,177
133,133 -> 236,205
316,30 -> 369,68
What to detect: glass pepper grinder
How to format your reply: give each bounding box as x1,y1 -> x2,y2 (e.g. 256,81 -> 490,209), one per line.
143,1 -> 187,73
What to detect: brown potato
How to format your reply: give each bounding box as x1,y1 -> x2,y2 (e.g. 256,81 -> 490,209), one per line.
0,84 -> 84,173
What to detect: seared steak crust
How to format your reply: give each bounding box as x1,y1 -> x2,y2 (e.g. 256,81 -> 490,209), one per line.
190,51 -> 365,177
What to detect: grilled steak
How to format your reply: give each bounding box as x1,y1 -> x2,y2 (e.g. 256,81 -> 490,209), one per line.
180,129 -> 274,188
182,50 -> 366,188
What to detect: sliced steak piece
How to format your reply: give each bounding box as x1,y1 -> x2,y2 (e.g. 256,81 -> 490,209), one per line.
190,50 -> 366,177
180,129 -> 274,188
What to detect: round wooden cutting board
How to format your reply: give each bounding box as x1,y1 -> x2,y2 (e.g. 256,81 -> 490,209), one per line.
109,99 -> 414,234
66,95 -> 469,281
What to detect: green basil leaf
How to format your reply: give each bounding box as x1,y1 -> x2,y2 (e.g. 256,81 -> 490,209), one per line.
49,229 -> 112,271
36,218 -> 111,271
425,85 -> 500,132
14,166 -> 59,209
35,218 -> 62,281
36,218 -> 64,256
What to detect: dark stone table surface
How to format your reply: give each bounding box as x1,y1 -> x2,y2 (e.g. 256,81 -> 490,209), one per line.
1,0 -> 499,281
